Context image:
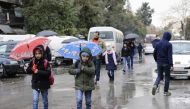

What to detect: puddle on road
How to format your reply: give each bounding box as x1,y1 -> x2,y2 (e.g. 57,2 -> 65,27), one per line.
171,97 -> 190,104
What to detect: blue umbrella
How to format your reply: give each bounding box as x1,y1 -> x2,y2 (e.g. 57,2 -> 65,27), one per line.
58,40 -> 102,59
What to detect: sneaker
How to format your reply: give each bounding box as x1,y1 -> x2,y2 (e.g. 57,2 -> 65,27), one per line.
122,70 -> 126,72
152,85 -> 158,95
164,92 -> 171,96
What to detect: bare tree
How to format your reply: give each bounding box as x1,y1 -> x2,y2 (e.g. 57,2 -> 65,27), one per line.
170,0 -> 190,39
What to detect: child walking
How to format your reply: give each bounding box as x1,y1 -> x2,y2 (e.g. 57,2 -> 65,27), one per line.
103,46 -> 117,82
26,46 -> 51,109
69,47 -> 95,109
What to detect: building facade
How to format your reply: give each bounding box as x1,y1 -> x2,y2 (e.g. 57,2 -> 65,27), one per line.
0,0 -> 25,34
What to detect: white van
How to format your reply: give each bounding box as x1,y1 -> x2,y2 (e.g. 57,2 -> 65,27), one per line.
87,27 -> 124,61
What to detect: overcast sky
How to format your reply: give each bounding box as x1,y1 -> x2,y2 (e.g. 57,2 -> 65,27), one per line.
129,0 -> 181,27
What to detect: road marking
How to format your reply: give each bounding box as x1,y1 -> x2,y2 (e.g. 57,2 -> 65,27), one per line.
51,88 -> 74,92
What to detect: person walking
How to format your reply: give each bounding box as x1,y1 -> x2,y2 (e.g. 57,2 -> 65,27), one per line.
121,43 -> 131,73
152,32 -> 173,96
103,46 -> 117,82
129,40 -> 135,70
69,47 -> 95,109
137,43 -> 143,60
26,46 -> 51,109
91,31 -> 106,84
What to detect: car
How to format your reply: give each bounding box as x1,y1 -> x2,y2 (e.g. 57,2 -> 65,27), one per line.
170,40 -> 190,79
144,43 -> 154,55
0,41 -> 26,77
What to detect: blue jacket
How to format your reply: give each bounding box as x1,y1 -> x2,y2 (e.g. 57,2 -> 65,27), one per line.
153,32 -> 173,67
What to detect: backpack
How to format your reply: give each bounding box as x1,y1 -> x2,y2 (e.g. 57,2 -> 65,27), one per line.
32,59 -> 54,85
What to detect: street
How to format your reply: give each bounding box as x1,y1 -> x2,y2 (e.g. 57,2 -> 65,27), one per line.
1,55 -> 190,109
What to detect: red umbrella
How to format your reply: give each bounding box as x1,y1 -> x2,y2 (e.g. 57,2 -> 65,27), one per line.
9,37 -> 51,60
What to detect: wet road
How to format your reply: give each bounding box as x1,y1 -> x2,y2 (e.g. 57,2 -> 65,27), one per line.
1,55 -> 190,109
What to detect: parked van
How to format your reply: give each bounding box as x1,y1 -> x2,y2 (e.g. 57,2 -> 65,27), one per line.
88,27 -> 124,61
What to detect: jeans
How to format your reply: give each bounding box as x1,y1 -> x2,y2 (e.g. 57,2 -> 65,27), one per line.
122,57 -> 126,70
125,56 -> 131,69
76,90 -> 92,109
130,55 -> 134,69
138,51 -> 142,59
33,89 -> 48,109
93,59 -> 101,81
154,64 -> 171,92
122,56 -> 130,70
107,70 -> 114,80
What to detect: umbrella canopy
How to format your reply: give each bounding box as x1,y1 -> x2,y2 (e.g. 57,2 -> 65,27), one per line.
9,37 -> 51,60
58,40 -> 102,59
36,30 -> 58,36
124,33 -> 139,40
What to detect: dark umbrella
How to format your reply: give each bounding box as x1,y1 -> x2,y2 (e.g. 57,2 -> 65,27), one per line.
124,33 -> 139,40
36,30 -> 58,36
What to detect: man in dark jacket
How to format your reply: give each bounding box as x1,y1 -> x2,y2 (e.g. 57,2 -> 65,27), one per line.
69,47 -> 95,109
137,43 -> 143,60
121,43 -> 131,72
129,40 -> 136,69
152,32 -> 173,96
27,46 -> 51,109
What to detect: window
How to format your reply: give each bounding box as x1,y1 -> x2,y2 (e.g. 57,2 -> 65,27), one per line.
172,42 -> 190,54
89,31 -> 114,41
0,45 -> 7,53
6,44 -> 16,52
14,7 -> 22,17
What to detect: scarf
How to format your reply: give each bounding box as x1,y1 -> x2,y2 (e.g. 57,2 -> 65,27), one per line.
103,50 -> 117,65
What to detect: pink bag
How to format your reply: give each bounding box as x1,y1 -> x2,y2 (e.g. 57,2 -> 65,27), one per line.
44,60 -> 54,85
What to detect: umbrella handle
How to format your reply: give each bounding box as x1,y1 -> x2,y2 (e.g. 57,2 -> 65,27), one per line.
80,43 -> 81,51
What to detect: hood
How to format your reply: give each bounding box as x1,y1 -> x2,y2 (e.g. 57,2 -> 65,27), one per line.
33,46 -> 45,60
79,47 -> 92,59
162,32 -> 171,41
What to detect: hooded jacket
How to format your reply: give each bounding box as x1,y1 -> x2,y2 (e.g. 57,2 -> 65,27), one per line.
153,32 -> 173,67
69,47 -> 95,91
27,46 -> 51,90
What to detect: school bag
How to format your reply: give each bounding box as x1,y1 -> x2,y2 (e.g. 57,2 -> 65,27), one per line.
32,59 -> 54,85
